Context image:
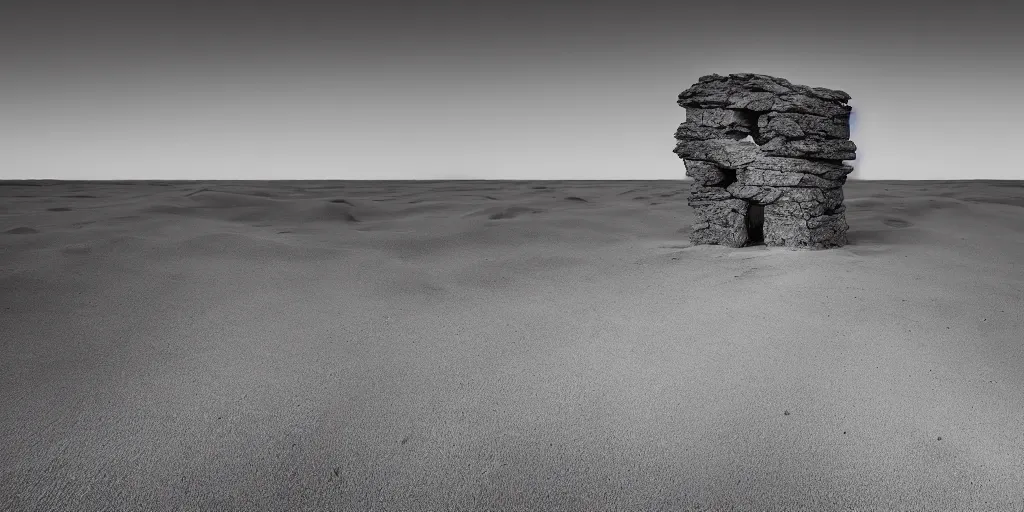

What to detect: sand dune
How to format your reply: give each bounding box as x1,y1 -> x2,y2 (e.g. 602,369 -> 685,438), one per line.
1,179 -> 1022,511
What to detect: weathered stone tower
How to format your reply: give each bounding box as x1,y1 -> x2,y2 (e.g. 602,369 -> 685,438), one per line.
673,73 -> 856,249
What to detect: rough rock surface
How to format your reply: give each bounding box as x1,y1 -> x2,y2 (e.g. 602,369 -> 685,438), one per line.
673,73 -> 857,249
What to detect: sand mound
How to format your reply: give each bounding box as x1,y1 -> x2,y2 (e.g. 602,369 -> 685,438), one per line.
174,232 -> 345,262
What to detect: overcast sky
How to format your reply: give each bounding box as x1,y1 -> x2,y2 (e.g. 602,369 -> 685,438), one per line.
2,0 -> 1022,180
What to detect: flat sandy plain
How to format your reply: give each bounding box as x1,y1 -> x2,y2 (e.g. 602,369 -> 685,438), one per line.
1,179 -> 1022,511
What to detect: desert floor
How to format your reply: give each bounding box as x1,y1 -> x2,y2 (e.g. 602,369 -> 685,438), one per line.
1,179 -> 1022,511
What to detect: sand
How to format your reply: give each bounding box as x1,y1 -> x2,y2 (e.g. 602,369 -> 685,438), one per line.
1,179 -> 1022,511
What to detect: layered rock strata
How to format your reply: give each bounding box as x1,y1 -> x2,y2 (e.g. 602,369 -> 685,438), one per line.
673,73 -> 857,249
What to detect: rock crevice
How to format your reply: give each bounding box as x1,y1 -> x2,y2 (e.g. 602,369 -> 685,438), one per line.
673,73 -> 856,249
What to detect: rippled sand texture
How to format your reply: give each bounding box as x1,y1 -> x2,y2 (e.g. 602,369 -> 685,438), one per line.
2,179 -> 1023,511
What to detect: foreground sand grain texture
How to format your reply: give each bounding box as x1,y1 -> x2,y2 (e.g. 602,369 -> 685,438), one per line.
1,179 -> 1023,511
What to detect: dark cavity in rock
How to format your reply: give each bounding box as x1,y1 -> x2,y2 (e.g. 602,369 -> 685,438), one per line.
746,203 -> 765,245
720,168 -> 738,188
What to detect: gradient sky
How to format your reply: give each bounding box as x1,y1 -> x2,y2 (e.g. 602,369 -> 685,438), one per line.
2,0 -> 1022,180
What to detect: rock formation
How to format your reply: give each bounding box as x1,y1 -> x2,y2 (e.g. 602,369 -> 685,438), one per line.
672,73 -> 856,249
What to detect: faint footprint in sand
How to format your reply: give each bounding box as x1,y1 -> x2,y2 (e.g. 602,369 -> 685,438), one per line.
47,207 -> 72,212
5,226 -> 38,234
489,207 -> 541,220
61,243 -> 92,255
883,218 -> 912,228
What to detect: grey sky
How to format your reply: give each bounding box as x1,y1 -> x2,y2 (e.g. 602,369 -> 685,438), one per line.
2,0 -> 1021,180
